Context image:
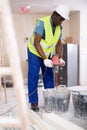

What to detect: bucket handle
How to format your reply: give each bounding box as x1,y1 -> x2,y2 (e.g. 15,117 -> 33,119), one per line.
72,90 -> 81,95
58,85 -> 66,88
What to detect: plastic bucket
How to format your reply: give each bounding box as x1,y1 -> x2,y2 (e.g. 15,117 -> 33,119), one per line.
53,90 -> 70,112
53,86 -> 70,112
72,91 -> 87,119
43,89 -> 55,112
43,86 -> 70,113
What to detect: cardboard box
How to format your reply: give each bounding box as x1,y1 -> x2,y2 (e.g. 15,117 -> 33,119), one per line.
64,37 -> 73,43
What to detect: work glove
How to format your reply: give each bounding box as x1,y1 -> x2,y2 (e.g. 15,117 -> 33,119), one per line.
44,59 -> 53,68
59,58 -> 65,66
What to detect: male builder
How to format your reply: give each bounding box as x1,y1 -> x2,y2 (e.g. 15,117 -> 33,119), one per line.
27,5 -> 69,111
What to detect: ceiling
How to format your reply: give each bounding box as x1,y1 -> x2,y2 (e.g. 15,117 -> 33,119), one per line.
9,0 -> 87,14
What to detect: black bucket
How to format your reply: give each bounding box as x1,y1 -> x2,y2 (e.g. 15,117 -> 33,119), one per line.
72,91 -> 87,119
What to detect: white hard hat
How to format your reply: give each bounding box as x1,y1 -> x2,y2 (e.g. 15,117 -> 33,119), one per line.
55,5 -> 69,20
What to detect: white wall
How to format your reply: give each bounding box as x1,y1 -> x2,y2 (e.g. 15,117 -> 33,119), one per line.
79,11 -> 87,85
13,14 -> 48,61
62,20 -> 70,43
70,11 -> 80,44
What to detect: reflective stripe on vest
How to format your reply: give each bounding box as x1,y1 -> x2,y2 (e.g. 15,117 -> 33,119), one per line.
27,16 -> 61,58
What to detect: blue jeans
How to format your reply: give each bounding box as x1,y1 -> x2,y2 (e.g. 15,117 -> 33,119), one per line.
28,49 -> 54,104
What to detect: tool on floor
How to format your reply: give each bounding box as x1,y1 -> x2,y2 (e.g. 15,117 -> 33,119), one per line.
52,54 -> 63,90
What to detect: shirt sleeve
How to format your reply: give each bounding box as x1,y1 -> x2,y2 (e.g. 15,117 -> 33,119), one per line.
34,20 -> 44,36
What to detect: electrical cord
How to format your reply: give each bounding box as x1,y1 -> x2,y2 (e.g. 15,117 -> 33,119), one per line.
29,66 -> 48,97
0,91 -> 29,115
0,105 -> 16,115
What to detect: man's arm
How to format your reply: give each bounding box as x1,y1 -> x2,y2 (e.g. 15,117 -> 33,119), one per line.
34,32 -> 47,60
56,40 -> 63,59
34,32 -> 53,67
56,40 -> 65,66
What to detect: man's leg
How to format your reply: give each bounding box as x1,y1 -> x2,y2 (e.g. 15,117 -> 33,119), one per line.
28,50 -> 40,111
41,61 -> 54,89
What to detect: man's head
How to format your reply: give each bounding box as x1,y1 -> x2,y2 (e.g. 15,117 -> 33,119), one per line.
52,5 -> 69,26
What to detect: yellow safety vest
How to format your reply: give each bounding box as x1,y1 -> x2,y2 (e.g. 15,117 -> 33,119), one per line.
27,16 -> 61,58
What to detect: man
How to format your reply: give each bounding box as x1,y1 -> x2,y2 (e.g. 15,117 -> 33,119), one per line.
27,5 -> 69,112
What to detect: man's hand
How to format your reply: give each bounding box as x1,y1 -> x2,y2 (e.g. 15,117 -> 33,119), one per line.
44,59 -> 53,68
59,58 -> 65,66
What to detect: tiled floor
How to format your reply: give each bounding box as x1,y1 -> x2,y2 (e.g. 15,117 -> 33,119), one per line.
0,86 -> 87,130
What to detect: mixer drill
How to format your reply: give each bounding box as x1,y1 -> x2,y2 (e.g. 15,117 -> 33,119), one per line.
52,54 -> 65,89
